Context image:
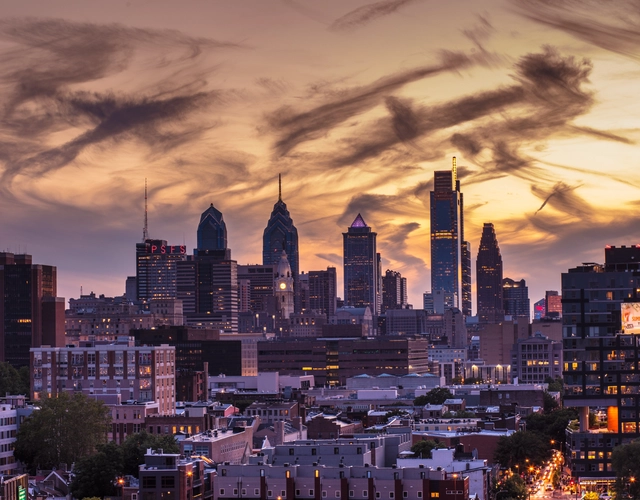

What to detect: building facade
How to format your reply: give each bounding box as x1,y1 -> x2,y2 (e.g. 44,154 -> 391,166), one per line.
343,214 -> 379,315
30,342 -> 176,415
502,278 -> 530,323
429,158 -> 471,317
476,223 -> 503,323
0,253 -> 63,368
308,268 -> 337,318
135,239 -> 187,303
510,333 -> 562,384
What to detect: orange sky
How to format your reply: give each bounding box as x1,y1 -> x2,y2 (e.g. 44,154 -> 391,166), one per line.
1,0 -> 640,311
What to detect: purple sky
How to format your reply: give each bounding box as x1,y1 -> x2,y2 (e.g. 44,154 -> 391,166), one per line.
1,0 -> 640,312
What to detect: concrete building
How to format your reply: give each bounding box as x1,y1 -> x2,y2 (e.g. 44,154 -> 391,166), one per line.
477,319 -> 528,366
215,462 -> 468,500
110,400 -> 160,444
180,425 -> 254,464
135,239 -> 187,303
510,333 -> 562,384
30,341 -> 176,415
0,403 -> 17,475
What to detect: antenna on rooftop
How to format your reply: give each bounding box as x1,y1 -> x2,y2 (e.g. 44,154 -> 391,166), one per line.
142,179 -> 149,242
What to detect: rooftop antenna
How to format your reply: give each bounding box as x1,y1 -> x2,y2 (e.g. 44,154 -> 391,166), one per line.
278,173 -> 282,202
142,179 -> 149,242
451,156 -> 457,190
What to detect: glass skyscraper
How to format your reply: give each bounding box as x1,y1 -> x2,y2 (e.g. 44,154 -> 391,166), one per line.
197,203 -> 227,251
429,157 -> 471,316
263,175 -> 299,309
343,214 -> 379,314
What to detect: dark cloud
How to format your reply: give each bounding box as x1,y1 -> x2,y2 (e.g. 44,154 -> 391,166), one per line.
378,221 -> 426,269
512,0 -> 640,60
0,18 -> 240,187
264,50 -> 477,157
315,253 -> 343,266
532,182 -> 592,219
329,0 -> 419,32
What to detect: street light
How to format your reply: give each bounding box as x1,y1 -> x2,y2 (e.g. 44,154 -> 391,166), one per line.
117,477 -> 125,500
452,473 -> 459,500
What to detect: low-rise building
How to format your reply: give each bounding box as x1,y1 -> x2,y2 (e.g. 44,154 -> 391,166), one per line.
180,425 -> 255,464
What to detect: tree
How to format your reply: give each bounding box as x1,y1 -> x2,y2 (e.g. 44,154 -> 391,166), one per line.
411,440 -> 441,458
543,392 -> 559,413
0,362 -> 29,396
121,430 -> 179,477
544,376 -> 564,395
414,388 -> 454,406
493,475 -> 527,500
14,392 -> 111,472
526,407 -> 578,448
612,439 -> 640,499
493,430 -> 551,470
69,442 -> 122,499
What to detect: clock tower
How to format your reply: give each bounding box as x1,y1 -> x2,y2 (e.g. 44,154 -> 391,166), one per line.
275,250 -> 294,321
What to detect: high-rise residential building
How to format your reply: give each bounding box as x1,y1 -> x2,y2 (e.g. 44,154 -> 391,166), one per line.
510,332 -> 562,384
308,267 -> 337,318
381,269 -> 408,313
562,245 -> 640,482
343,214 -> 379,315
263,175 -> 300,310
135,239 -> 187,302
177,204 -> 238,332
430,157 -> 471,316
0,253 -> 64,368
502,278 -> 530,322
476,223 -> 504,323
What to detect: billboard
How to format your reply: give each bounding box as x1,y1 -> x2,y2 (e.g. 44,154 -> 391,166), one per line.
621,302 -> 640,333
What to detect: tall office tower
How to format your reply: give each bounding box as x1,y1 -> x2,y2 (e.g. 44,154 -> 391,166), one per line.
0,253 -> 64,368
430,157 -> 471,316
502,278 -> 530,323
263,175 -> 300,310
476,223 -> 504,323
423,292 -> 434,314
178,204 -> 238,332
197,203 -> 227,251
533,298 -> 546,320
545,290 -> 562,318
343,214 -> 379,314
308,267 -> 337,318
136,240 -> 187,302
274,250 -> 294,321
382,270 -> 408,313
562,245 -> 640,482
236,265 -> 276,314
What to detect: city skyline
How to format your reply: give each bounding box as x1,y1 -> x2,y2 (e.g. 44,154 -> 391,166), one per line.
1,0 -> 640,307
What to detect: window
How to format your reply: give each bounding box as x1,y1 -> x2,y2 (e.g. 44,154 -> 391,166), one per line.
255,490 -> 260,495
323,492 -> 328,498
389,494 -> 394,499
336,492 -> 340,498
404,493 -> 408,498
142,476 -> 156,488
289,448 -> 295,455
161,476 -> 175,488
418,494 -> 422,498
430,494 -> 440,498
268,491 -> 273,497
220,490 -> 225,496
350,492 -> 355,498
363,492 -> 368,498
376,493 -> 381,499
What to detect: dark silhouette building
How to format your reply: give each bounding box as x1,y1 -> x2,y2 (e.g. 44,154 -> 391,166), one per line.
308,267 -> 337,318
343,214 -> 379,315
178,204 -> 238,332
430,157 -> 471,316
197,203 -> 227,251
502,277 -> 530,322
381,269 -> 408,313
0,253 -> 64,368
476,223 -> 504,323
263,175 -> 300,310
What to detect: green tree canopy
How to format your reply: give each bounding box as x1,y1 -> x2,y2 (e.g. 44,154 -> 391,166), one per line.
69,442 -> 122,499
414,387 -> 454,406
526,407 -> 578,447
612,439 -> 640,500
494,474 -> 527,500
14,392 -> 111,473
411,440 -> 444,458
121,430 -> 179,477
0,362 -> 29,396
493,430 -> 552,470
544,377 -> 564,395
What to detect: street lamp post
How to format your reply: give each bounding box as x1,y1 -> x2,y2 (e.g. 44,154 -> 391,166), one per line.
117,477 -> 125,500
452,473 -> 459,500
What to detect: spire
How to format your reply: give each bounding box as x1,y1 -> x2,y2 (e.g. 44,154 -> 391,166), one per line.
278,173 -> 282,202
452,156 -> 457,190
142,178 -> 149,242
350,213 -> 368,228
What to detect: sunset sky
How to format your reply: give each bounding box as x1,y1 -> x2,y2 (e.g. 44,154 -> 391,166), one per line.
1,0 -> 640,311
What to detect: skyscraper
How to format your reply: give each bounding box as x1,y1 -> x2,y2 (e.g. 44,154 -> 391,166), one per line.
178,204 -> 238,332
381,269 -> 408,313
429,157 -> 471,316
197,203 -> 227,251
476,223 -> 504,323
0,253 -> 64,368
562,245 -> 640,481
136,240 -> 187,302
502,278 -> 530,322
308,267 -> 337,318
263,175 -> 299,310
343,214 -> 378,314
